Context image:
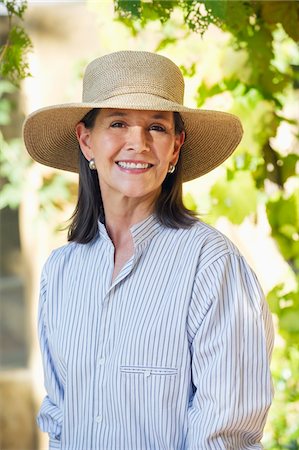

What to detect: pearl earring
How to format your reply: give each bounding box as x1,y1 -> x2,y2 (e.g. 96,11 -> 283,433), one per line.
168,164 -> 175,174
89,158 -> 97,170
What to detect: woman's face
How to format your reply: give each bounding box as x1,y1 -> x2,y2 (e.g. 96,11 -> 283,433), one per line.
76,108 -> 185,206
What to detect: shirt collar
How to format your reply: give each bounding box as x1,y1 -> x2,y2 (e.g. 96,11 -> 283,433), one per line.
98,214 -> 162,249
98,220 -> 111,244
130,214 -> 162,249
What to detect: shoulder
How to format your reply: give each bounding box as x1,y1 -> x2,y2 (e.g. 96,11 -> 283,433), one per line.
162,219 -> 241,270
187,223 -> 267,314
43,241 -> 77,270
191,220 -> 240,255
187,222 -> 267,315
41,238 -> 98,279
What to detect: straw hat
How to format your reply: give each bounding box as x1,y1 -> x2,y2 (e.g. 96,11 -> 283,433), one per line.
23,51 -> 243,182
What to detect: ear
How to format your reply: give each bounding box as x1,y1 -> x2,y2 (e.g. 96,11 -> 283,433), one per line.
75,122 -> 93,161
171,131 -> 185,165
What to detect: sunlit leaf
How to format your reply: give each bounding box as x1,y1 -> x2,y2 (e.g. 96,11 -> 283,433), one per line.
280,154 -> 299,185
266,191 -> 299,261
183,192 -> 197,211
210,170 -> 258,224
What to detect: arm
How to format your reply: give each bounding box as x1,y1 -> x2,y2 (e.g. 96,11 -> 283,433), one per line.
187,253 -> 274,449
37,266 -> 64,450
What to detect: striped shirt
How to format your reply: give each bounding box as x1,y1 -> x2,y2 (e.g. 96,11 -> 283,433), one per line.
37,214 -> 274,450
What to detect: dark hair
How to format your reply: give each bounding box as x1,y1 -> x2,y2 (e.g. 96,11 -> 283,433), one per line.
68,109 -> 197,243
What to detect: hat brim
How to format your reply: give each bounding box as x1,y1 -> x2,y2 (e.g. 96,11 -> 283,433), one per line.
23,93 -> 243,182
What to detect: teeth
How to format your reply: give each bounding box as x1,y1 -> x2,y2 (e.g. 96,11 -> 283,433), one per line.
117,162 -> 151,169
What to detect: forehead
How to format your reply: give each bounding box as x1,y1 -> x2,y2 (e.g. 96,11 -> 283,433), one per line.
98,108 -> 174,121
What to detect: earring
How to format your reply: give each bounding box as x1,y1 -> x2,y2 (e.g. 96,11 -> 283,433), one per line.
168,164 -> 175,174
89,158 -> 97,170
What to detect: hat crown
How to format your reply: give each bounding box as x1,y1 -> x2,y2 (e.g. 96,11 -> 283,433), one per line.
82,51 -> 185,104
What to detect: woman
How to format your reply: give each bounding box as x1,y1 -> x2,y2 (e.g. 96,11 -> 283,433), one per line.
23,51 -> 273,450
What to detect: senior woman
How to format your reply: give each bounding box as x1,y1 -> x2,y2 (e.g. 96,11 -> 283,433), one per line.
23,51 -> 273,450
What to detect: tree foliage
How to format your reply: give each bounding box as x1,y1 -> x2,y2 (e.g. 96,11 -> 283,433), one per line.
0,0 -> 32,85
0,0 -> 75,217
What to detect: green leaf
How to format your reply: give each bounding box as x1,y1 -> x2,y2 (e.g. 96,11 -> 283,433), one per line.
196,81 -> 223,107
267,283 -> 284,315
1,0 -> 27,19
267,192 -> 299,234
279,224 -> 298,240
115,0 -> 177,25
266,191 -> 299,261
155,37 -> 177,52
280,154 -> 299,185
0,25 -> 32,85
183,192 -> 197,211
115,0 -> 141,19
210,170 -> 258,224
206,0 -> 253,35
204,0 -> 228,22
280,309 -> 299,335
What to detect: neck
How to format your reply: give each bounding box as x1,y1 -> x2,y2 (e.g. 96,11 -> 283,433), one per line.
102,197 -> 156,249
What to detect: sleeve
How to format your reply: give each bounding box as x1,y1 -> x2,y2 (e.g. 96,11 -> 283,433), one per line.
187,253 -> 274,450
37,264 -> 64,450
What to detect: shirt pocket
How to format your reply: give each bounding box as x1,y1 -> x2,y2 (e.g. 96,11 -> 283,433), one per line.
120,365 -> 178,378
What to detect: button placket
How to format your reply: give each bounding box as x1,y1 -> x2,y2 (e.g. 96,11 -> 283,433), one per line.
94,302 -> 109,427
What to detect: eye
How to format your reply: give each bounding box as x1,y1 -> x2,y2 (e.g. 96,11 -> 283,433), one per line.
110,121 -> 126,128
149,124 -> 166,132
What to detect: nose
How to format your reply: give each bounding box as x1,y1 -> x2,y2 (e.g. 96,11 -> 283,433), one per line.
126,126 -> 150,153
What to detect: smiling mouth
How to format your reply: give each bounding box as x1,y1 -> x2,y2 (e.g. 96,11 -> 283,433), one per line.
116,161 -> 153,169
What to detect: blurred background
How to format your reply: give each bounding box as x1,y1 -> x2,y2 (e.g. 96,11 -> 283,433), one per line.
0,1 -> 298,449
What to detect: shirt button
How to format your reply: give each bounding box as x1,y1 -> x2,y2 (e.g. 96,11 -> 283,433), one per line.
95,415 -> 102,423
98,357 -> 105,366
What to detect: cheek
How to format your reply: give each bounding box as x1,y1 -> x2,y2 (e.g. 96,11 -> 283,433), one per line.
158,142 -> 177,163
92,136 -> 119,159
153,133 -> 171,148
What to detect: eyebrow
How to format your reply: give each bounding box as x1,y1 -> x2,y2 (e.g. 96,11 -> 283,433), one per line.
105,111 -> 171,121
105,111 -> 127,118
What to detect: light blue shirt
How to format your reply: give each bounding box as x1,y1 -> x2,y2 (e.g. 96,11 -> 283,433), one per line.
37,215 -> 274,450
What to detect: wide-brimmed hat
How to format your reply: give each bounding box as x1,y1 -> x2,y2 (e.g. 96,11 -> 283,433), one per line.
23,50 -> 243,182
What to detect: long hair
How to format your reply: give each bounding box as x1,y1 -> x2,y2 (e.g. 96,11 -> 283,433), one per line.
68,109 -> 197,243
